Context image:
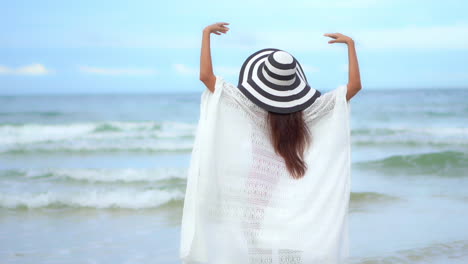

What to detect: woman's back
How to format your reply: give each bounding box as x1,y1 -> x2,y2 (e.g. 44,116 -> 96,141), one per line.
180,76 -> 352,264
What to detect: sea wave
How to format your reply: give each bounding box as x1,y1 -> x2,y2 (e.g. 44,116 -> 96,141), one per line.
2,140 -> 194,154
0,121 -> 196,145
1,123 -> 466,154
351,191 -> 401,203
0,188 -> 185,209
352,127 -> 468,136
0,111 -> 63,117
0,188 -> 397,210
357,150 -> 468,177
349,191 -> 403,212
349,239 -> 468,264
0,121 -> 198,154
352,126 -> 468,147
0,168 -> 188,183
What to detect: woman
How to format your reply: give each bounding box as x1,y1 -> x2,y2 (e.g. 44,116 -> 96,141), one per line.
180,22 -> 361,264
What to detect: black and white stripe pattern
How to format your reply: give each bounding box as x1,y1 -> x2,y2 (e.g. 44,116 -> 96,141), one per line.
237,48 -> 321,114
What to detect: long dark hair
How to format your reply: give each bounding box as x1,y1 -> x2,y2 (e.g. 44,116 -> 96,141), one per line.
267,110 -> 311,179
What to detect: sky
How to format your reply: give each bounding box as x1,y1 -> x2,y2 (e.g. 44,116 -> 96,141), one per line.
0,0 -> 467,94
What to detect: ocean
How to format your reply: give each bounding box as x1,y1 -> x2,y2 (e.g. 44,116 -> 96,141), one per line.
1,88 -> 467,263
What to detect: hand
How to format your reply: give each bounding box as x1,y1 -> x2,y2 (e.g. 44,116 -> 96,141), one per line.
204,22 -> 230,35
323,33 -> 353,44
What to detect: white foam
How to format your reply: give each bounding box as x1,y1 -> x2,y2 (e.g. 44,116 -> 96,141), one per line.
351,126 -> 468,146
20,168 -> 188,183
0,121 -> 197,145
0,136 -> 195,153
0,188 -> 184,209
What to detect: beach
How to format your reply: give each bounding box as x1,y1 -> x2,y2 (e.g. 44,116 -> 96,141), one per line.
1,88 -> 468,263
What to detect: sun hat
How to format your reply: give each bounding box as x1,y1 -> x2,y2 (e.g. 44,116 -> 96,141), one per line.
237,48 -> 321,114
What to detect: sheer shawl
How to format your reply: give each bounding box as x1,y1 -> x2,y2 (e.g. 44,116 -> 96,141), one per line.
180,76 -> 352,264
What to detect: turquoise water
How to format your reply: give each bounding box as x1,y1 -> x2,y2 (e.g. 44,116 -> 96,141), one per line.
0,88 -> 467,263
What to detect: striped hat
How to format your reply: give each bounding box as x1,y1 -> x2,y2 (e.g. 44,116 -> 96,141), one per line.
237,48 -> 321,114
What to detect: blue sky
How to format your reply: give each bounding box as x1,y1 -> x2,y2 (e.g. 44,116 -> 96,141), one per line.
1,0 -> 467,94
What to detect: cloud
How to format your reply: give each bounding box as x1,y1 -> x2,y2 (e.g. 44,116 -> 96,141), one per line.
30,21 -> 467,52
0,63 -> 53,75
173,64 -> 241,77
78,66 -> 158,76
299,0 -> 385,8
340,64 -> 348,72
302,64 -> 320,74
216,66 -> 239,77
173,64 -> 198,76
74,33 -> 200,49
251,22 -> 468,51
354,22 -> 468,50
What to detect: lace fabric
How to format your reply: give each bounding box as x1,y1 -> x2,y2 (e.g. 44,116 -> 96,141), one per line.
180,76 -> 352,264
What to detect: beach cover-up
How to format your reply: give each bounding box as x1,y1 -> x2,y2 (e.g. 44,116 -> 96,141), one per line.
179,76 -> 352,264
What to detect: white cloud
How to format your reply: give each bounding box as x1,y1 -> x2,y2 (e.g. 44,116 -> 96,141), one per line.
299,0 -> 384,8
78,66 -> 158,76
0,63 -> 53,75
173,64 -> 240,77
75,33 -> 200,49
216,66 -> 239,77
173,64 -> 198,76
39,21 -> 467,52
228,30 -> 341,52
302,64 -> 320,74
209,21 -> 468,52
354,22 -> 468,50
340,64 -> 348,72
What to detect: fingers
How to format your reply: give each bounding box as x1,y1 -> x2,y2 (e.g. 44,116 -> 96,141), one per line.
217,22 -> 230,29
214,29 -> 228,34
207,22 -> 230,35
214,30 -> 227,35
217,26 -> 229,33
323,33 -> 337,39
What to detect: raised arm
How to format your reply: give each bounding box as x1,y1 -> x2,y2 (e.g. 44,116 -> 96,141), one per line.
324,33 -> 362,101
199,22 -> 230,93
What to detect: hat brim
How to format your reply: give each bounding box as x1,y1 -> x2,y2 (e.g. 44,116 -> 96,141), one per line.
237,48 -> 321,114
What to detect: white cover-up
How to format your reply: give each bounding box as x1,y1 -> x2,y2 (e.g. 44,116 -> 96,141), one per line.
180,76 -> 352,264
